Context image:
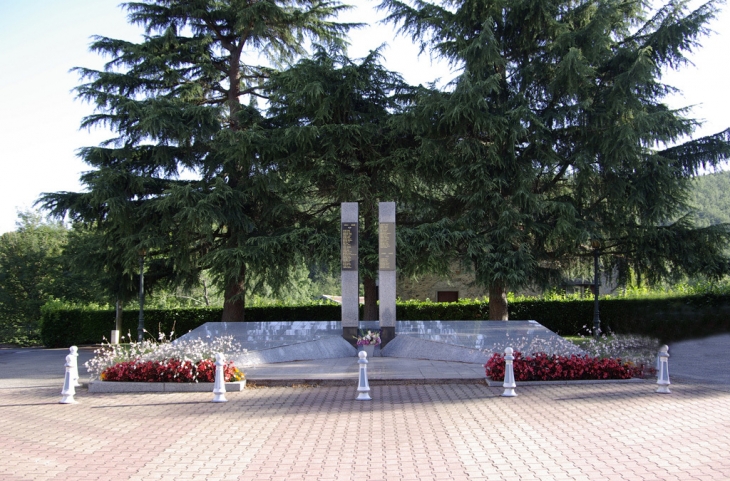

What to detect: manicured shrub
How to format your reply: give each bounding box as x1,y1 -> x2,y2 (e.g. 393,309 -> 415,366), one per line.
40,294 -> 730,347
40,302 -> 342,347
40,306 -> 224,348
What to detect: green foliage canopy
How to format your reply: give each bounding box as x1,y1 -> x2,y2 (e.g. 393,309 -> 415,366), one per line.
40,0 -> 354,322
36,0 -> 730,327
380,0 -> 730,318
265,48 -> 417,318
0,213 -> 104,344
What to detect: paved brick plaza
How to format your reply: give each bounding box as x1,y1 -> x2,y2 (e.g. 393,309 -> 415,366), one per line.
1,377 -> 729,480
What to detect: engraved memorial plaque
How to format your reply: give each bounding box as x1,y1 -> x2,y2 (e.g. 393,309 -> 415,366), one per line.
379,222 -> 395,271
341,222 -> 358,271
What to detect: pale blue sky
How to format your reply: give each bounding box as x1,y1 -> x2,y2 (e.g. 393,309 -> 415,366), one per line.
0,0 -> 728,234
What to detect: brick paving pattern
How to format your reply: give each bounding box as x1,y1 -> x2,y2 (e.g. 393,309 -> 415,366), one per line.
1,379 -> 729,480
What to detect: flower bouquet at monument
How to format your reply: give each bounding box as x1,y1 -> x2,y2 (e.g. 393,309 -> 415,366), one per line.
355,329 -> 381,346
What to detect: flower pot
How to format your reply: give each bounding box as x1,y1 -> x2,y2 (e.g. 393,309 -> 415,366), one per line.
358,344 -> 376,359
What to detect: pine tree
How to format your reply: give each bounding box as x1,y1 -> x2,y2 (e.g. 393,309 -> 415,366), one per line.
265,48 -> 417,319
382,0 -> 730,319
41,0 -> 353,321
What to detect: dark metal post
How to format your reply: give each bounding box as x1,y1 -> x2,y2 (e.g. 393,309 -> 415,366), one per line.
592,245 -> 600,339
137,251 -> 145,342
115,298 -> 122,333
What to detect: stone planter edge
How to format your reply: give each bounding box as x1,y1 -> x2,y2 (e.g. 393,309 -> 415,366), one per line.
88,380 -> 246,393
485,377 -> 645,387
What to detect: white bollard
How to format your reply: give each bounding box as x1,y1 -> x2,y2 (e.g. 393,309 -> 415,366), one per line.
69,346 -> 81,387
212,352 -> 228,403
60,354 -> 78,404
656,345 -> 671,394
356,351 -> 371,401
502,347 -> 517,397
110,330 -> 120,345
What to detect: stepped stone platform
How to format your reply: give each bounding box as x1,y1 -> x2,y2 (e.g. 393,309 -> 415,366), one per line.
177,320 -> 582,368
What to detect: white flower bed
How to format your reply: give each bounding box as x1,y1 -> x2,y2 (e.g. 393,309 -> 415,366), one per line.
578,334 -> 660,368
85,333 -> 245,380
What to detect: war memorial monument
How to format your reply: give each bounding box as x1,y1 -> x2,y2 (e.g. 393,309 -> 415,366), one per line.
178,203 -> 579,367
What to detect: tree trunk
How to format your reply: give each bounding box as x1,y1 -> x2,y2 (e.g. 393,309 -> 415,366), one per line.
221,274 -> 246,322
202,279 -> 210,306
488,283 -> 509,320
363,275 -> 378,320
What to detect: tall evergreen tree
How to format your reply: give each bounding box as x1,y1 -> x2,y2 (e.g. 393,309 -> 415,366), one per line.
265,48 -> 417,319
382,0 -> 730,319
41,0 -> 353,321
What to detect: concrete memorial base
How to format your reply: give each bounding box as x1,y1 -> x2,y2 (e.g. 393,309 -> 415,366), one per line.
342,326 -> 358,347
380,326 -> 396,348
176,320 -> 580,366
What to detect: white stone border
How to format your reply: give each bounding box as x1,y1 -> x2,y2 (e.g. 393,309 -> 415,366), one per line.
88,380 -> 246,393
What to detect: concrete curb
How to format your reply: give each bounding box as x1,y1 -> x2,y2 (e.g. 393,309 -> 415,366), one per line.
246,378 -> 487,387
88,380 -> 246,393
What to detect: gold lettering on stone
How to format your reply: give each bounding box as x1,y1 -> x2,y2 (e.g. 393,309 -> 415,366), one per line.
341,223 -> 358,271
379,222 -> 395,271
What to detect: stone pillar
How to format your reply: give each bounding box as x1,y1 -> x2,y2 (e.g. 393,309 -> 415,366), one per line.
341,202 -> 359,345
378,202 -> 396,347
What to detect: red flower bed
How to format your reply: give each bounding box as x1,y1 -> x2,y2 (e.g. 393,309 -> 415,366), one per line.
101,358 -> 241,382
485,352 -> 643,382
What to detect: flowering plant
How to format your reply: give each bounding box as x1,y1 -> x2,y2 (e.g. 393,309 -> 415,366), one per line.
575,333 -> 659,371
100,358 -> 245,382
354,329 -> 381,346
485,351 -> 646,382
86,330 -> 246,382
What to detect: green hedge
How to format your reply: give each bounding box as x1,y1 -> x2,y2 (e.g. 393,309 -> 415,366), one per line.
40,295 -> 730,347
509,294 -> 730,341
40,305 -> 340,348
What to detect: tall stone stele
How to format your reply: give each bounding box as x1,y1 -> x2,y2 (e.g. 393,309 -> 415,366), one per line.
341,202 -> 359,344
378,202 -> 396,347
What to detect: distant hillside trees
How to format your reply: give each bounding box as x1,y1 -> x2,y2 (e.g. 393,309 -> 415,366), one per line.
0,213 -> 102,344
691,170 -> 730,227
